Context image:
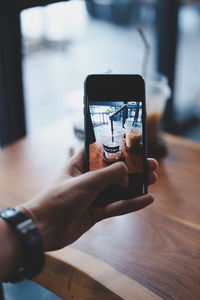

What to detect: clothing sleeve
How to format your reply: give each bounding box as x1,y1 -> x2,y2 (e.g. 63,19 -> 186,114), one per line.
0,0 -> 69,15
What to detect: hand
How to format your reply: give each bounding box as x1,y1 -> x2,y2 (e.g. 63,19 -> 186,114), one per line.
20,150 -> 158,251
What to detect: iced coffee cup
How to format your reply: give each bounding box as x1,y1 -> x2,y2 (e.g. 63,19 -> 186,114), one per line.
146,73 -> 171,157
124,119 -> 142,152
100,126 -> 124,163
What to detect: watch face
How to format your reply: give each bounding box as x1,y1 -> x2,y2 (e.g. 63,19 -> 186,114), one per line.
1,208 -> 17,218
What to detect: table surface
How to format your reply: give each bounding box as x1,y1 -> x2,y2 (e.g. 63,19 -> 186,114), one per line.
0,119 -> 200,300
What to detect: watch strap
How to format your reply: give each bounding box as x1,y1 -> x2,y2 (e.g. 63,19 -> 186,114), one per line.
0,208 -> 45,282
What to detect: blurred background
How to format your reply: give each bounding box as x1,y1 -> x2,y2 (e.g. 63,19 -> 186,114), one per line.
1,0 -> 200,149
0,0 -> 200,298
21,0 -> 200,139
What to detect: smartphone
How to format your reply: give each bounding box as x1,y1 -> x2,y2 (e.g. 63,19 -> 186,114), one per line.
84,74 -> 148,204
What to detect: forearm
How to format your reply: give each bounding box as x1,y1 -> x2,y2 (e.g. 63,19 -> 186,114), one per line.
0,219 -> 23,281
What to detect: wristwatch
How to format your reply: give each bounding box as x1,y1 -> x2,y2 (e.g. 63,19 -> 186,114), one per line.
0,207 -> 45,282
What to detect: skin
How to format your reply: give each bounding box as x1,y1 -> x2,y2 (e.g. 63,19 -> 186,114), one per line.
0,150 -> 158,280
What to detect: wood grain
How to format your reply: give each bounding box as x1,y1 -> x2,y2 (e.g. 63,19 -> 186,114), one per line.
35,247 -> 161,300
0,120 -> 200,299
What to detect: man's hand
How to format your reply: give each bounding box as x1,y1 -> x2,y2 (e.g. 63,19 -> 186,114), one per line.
21,150 -> 158,251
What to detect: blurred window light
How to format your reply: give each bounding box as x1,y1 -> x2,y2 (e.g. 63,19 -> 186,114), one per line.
21,1 -> 88,42
179,5 -> 200,34
21,8 -> 44,40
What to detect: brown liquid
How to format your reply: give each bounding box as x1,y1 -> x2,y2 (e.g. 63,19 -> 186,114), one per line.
146,112 -> 161,145
126,134 -> 141,150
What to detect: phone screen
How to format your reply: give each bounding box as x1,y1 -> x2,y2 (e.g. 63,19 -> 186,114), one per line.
88,100 -> 146,203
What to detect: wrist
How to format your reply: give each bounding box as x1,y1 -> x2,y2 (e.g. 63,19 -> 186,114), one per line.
18,202 -> 54,251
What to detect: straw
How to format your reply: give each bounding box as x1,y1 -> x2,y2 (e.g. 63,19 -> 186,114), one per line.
132,102 -> 140,127
111,120 -> 114,143
109,104 -> 127,143
137,27 -> 150,79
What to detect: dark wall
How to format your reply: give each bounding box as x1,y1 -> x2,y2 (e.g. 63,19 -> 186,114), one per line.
0,0 -> 69,15
0,0 -> 70,146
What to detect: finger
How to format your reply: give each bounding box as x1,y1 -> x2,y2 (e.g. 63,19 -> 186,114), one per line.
65,153 -> 157,179
102,194 -> 154,220
77,161 -> 129,196
147,158 -> 158,172
64,147 -> 84,176
148,171 -> 158,185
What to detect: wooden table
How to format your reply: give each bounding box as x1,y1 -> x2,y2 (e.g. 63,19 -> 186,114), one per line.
0,120 -> 200,300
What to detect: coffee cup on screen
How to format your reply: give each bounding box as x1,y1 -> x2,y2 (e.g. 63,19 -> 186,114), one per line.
124,119 -> 142,152
100,126 -> 124,163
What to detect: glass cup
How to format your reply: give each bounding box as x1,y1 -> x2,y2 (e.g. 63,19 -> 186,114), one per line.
124,119 -> 142,151
100,126 -> 124,162
146,73 -> 171,157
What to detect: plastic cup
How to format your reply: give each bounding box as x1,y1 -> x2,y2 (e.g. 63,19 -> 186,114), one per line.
100,126 -> 124,162
146,73 -> 171,156
124,119 -> 142,151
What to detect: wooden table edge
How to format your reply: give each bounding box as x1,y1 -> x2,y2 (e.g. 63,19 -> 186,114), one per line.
34,247 -> 162,300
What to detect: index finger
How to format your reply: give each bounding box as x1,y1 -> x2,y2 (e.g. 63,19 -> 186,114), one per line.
147,158 -> 158,172
66,150 -> 158,178
60,148 -> 84,178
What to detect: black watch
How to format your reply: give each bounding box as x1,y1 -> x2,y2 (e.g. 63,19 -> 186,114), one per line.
0,207 -> 45,282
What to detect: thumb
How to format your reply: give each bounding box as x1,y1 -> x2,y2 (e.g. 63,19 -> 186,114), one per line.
78,162 -> 129,195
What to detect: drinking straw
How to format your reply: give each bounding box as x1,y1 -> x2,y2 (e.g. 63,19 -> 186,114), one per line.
111,119 -> 114,143
109,104 -> 127,143
137,27 -> 150,79
132,102 -> 140,127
